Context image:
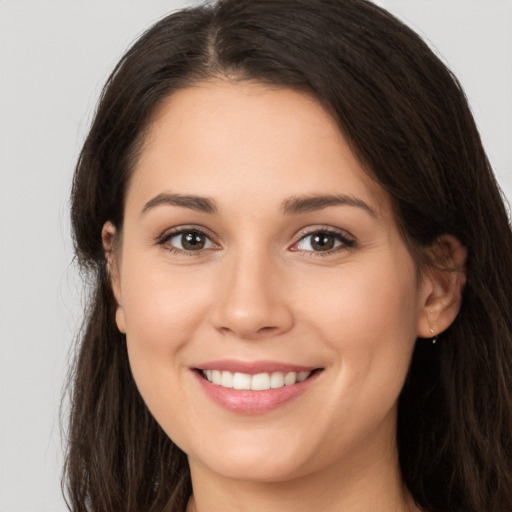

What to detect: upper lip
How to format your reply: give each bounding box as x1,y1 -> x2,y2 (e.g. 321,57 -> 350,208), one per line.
194,359 -> 320,375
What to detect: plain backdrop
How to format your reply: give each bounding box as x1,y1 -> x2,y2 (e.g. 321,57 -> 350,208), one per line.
0,1 -> 511,510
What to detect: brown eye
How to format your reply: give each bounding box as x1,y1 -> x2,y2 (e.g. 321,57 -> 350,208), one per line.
167,230 -> 214,252
181,232 -> 206,250
310,233 -> 336,251
294,230 -> 354,253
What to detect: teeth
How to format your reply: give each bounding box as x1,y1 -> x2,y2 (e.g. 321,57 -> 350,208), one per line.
233,372 -> 251,390
270,372 -> 285,388
212,370 -> 222,385
284,372 -> 296,386
220,371 -> 233,388
202,370 -> 312,390
297,371 -> 310,382
251,373 -> 270,391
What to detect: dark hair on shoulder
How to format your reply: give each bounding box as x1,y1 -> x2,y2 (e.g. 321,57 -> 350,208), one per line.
67,1 -> 512,511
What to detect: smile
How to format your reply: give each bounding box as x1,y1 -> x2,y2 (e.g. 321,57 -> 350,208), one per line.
194,361 -> 322,413
201,369 -> 312,390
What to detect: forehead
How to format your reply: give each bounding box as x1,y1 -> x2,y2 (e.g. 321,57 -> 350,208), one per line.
128,80 -> 390,218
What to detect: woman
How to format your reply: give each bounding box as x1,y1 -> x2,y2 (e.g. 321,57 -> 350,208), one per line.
66,1 -> 512,511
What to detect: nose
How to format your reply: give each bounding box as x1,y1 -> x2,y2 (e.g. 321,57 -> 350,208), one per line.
210,250 -> 294,340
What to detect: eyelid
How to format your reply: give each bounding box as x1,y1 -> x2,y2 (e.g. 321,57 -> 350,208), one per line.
155,224 -> 355,255
156,225 -> 220,252
289,225 -> 356,253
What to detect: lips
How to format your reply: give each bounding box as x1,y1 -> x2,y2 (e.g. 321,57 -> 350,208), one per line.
193,360 -> 322,413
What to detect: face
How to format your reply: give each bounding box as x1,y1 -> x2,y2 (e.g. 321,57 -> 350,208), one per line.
108,81 -> 431,484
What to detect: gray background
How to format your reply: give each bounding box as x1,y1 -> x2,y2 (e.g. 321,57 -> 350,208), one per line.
0,1 -> 511,510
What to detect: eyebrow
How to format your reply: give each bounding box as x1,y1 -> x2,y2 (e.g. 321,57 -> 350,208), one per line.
141,192 -> 376,218
141,193 -> 219,215
281,194 -> 376,217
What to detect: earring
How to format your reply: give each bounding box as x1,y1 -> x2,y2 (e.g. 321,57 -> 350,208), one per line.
429,326 -> 438,344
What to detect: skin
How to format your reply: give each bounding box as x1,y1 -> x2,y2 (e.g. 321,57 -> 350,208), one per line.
103,81 -> 465,512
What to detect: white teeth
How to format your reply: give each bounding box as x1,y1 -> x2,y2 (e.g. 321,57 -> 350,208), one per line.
251,373 -> 271,391
270,372 -> 285,388
233,372 -> 251,390
202,370 -> 312,390
220,371 -> 233,388
284,372 -> 297,386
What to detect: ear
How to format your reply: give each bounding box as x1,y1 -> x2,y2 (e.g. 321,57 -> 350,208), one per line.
417,235 -> 467,339
102,221 -> 126,334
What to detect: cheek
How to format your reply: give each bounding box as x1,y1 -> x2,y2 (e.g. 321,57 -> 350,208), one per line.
119,260 -> 212,410
121,254 -> 212,343
303,255 -> 420,397
293,257 -> 420,455
303,256 -> 419,341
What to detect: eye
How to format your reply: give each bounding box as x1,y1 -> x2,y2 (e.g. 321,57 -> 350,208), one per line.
160,229 -> 216,252
292,229 -> 355,254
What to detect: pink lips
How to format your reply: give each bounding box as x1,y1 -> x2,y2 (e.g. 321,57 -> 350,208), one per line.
197,359 -> 317,375
192,359 -> 321,414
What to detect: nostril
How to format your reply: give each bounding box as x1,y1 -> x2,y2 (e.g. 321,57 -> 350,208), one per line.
257,326 -> 278,333
217,325 -> 280,338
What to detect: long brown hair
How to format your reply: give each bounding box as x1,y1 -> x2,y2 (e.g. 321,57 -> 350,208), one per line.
66,1 -> 512,511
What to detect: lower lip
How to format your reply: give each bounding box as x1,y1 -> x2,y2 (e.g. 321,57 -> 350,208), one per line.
193,370 -> 321,414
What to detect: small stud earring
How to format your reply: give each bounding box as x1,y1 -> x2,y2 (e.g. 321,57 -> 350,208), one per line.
429,326 -> 438,344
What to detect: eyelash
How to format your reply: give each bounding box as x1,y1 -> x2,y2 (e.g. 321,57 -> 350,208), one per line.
157,227 -> 217,256
292,228 -> 356,257
156,226 -> 356,256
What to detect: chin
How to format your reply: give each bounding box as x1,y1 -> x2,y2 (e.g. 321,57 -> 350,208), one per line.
193,453 -> 310,484
185,431 -> 316,483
